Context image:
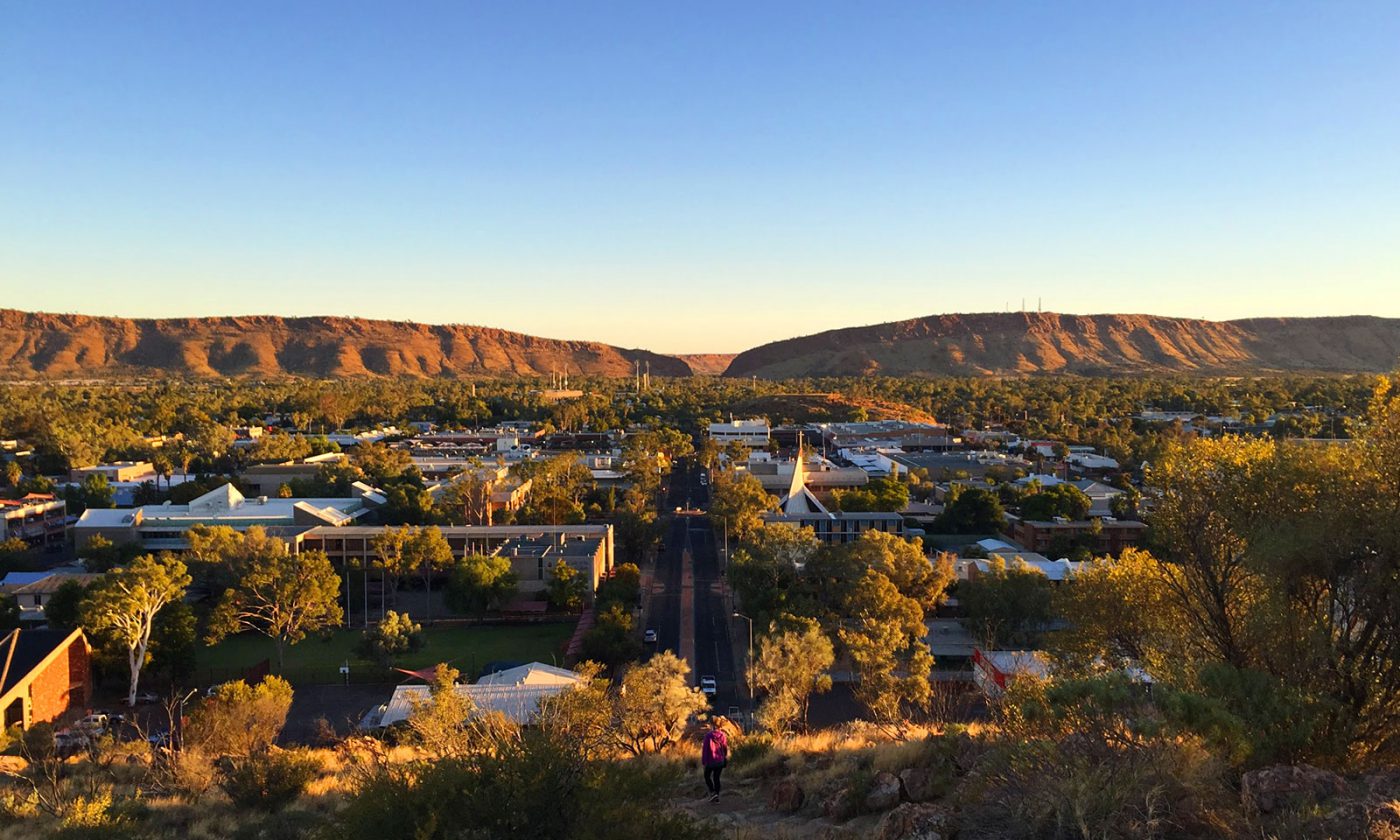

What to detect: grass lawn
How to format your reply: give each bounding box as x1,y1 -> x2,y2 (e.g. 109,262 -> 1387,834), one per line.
194,622 -> 576,685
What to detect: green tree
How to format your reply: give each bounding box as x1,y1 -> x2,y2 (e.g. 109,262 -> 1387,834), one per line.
613,652 -> 710,755
81,553 -> 190,706
3,460 -> 21,489
831,476 -> 910,513
42,578 -> 88,630
752,621 -> 834,732
708,470 -> 773,540
406,663 -> 480,759
1019,482 -> 1092,521
959,556 -> 1056,648
838,569 -> 933,727
445,552 -> 518,617
843,530 -> 955,611
207,548 -> 344,672
403,526 -> 455,623
595,562 -> 641,607
148,599 -> 198,683
356,610 -> 425,666
372,525 -> 414,608
185,675 -> 294,757
934,485 -> 1005,534
579,603 -> 642,670
546,559 -> 587,612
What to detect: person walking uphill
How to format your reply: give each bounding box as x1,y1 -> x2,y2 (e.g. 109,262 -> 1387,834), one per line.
701,719 -> 729,803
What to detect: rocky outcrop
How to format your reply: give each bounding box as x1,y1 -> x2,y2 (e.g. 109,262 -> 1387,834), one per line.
0,309 -> 692,379
768,778 -> 805,814
1241,764 -> 1347,815
723,312 -> 1400,378
864,772 -> 904,812
877,803 -> 951,840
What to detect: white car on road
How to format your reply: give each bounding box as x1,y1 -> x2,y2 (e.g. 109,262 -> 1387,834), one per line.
700,676 -> 717,697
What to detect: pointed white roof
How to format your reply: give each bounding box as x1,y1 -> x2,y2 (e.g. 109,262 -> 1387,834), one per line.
188,482 -> 244,514
778,445 -> 829,515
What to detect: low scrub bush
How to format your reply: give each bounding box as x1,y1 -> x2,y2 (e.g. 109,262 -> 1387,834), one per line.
219,750 -> 322,812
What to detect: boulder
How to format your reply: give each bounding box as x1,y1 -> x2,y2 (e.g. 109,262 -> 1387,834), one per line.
899,767 -> 943,803
768,778 -> 805,814
878,802 -> 951,840
822,788 -> 858,823
1241,764 -> 1347,815
864,771 -> 904,812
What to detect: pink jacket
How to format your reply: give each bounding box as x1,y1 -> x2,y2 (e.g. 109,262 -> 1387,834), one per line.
702,729 -> 729,767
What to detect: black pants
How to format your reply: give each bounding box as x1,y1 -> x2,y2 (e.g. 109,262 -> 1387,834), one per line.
704,763 -> 725,794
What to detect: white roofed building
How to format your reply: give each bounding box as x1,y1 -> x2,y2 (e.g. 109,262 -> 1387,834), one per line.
73,483 -> 375,551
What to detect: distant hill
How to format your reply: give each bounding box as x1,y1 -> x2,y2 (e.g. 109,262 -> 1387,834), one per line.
0,310 -> 692,379
722,312 -> 1400,378
671,354 -> 737,376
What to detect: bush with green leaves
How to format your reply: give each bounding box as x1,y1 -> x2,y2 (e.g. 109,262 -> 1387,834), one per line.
355,610 -> 424,666
218,750 -> 321,812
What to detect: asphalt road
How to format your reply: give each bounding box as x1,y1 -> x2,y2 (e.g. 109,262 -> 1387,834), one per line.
656,458 -> 740,713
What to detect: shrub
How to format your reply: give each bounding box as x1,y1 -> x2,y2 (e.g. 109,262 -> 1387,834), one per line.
728,732 -> 775,769
355,611 -> 424,666
219,750 -> 322,812
186,675 -> 294,757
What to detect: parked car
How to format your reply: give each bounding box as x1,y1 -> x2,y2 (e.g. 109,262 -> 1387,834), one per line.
75,714 -> 109,733
53,729 -> 90,755
146,730 -> 170,748
700,676 -> 717,697
643,629 -> 658,644
133,692 -> 161,705
727,705 -> 741,719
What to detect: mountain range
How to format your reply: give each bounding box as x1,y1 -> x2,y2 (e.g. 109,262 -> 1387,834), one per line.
2,309 -> 1399,380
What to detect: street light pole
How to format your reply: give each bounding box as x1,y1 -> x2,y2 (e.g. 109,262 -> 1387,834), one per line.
733,611 -> 754,718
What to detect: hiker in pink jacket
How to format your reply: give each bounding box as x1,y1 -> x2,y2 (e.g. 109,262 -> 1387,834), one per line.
701,719 -> 729,802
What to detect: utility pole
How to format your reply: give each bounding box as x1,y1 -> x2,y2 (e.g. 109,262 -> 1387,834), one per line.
733,611 -> 754,718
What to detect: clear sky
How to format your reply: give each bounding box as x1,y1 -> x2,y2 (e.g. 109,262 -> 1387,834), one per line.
2,2 -> 1398,353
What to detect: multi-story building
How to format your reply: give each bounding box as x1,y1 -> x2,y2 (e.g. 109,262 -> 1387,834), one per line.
708,418 -> 771,448
295,524 -> 613,604
73,483 -> 374,551
1004,515 -> 1147,556
761,511 -> 906,545
0,495 -> 67,548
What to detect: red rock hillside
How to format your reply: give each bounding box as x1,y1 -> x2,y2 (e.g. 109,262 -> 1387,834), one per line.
0,310 -> 692,379
722,312 -> 1400,378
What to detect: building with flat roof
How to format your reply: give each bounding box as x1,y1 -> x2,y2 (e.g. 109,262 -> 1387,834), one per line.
708,418 -> 771,448
69,461 -> 156,484
1004,515 -> 1146,556
239,452 -> 348,496
296,524 -> 613,604
1,495 -> 67,548
817,420 -> 952,451
73,483 -> 374,551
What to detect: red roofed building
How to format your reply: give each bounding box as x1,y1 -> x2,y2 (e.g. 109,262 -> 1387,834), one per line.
0,494 -> 67,548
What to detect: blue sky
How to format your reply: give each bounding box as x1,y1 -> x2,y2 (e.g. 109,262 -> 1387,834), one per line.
2,2 -> 1398,353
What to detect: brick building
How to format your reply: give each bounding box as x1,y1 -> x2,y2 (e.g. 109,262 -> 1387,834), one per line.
1005,516 -> 1147,556
0,628 -> 93,729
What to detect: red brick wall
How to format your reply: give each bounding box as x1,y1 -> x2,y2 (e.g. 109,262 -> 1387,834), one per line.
27,637 -> 90,726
